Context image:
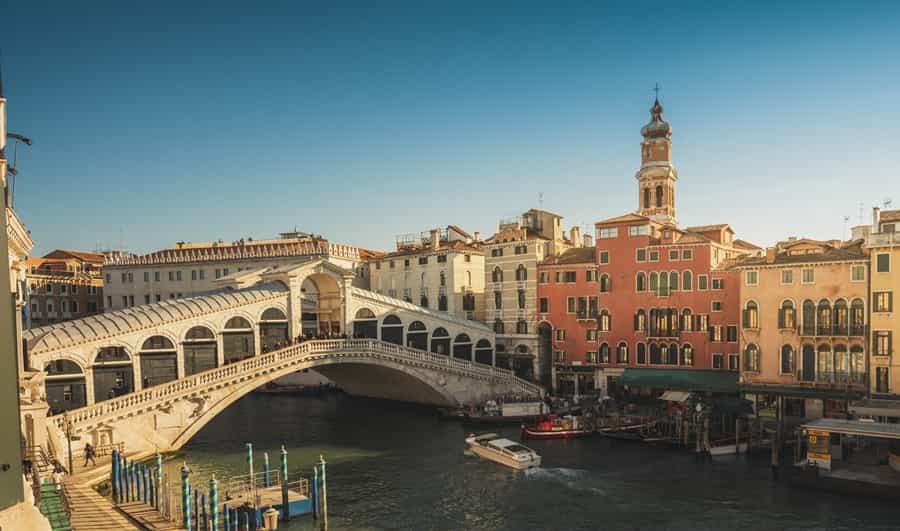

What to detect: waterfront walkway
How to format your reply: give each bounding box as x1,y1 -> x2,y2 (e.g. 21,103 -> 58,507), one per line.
64,480 -> 140,531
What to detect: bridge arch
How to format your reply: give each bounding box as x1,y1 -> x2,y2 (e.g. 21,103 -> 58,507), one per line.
453,333 -> 472,361
183,325 -> 219,376
474,339 -> 493,365
431,327 -> 450,355
222,315 -> 255,363
259,307 -> 289,352
44,359 -> 87,414
137,334 -> 179,389
93,345 -> 134,403
406,321 -> 427,350
301,272 -> 343,335
353,308 -> 378,338
381,314 -> 403,345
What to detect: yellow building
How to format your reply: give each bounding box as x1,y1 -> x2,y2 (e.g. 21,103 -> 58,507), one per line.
866,208 -> 899,397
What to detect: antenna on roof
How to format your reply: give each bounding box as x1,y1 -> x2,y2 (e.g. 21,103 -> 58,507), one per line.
885,198 -> 893,209
538,192 -> 544,209
843,216 -> 850,240
858,202 -> 864,225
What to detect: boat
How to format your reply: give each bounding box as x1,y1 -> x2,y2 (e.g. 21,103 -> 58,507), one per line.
521,415 -> 591,440
708,438 -> 750,456
465,433 -> 542,470
597,416 -> 657,441
453,400 -> 549,425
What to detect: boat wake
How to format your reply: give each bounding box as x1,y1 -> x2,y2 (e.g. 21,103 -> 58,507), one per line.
524,467 -> 602,491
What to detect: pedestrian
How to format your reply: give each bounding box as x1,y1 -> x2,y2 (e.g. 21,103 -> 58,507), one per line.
83,442 -> 97,467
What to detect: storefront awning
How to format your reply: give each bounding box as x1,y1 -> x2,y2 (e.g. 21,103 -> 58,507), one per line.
619,368 -> 738,393
659,390 -> 692,402
801,418 -> 900,440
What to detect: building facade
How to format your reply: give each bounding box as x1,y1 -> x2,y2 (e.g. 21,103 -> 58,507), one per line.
27,249 -> 104,328
733,238 -> 869,418
483,209 -> 572,383
865,208 -> 899,397
102,231 -> 373,312
368,225 -> 484,322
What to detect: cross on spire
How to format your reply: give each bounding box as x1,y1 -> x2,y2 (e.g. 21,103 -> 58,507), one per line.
653,82 -> 660,101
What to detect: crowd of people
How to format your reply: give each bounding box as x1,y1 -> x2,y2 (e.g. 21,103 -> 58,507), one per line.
259,330 -> 353,354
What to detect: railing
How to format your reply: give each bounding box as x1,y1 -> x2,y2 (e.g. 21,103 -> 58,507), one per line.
51,339 -> 542,431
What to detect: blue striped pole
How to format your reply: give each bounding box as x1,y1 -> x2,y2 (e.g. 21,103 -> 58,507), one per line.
124,459 -> 131,502
242,510 -> 249,531
320,455 -> 328,529
155,453 -> 163,509
111,449 -> 119,503
312,465 -> 318,520
181,463 -> 191,531
280,445 -> 289,522
136,462 -> 142,502
223,502 -> 230,531
263,452 -> 270,488
209,476 -> 219,531
194,487 -> 200,530
200,492 -> 206,531
232,508 -> 238,531
120,455 -> 126,503
143,464 -> 150,504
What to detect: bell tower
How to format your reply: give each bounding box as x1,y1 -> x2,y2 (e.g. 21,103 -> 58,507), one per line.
636,95 -> 678,225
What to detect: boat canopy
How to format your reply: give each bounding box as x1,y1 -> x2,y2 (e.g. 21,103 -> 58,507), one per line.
619,368 -> 737,393
801,418 -> 900,440
659,390 -> 692,402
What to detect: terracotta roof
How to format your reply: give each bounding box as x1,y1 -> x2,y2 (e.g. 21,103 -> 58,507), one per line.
540,247 -> 595,266
732,239 -> 762,251
594,212 -> 650,226
381,240 -> 483,259
880,209 -> 900,223
43,249 -> 105,263
728,241 -> 867,269
676,232 -> 713,244
685,224 -> 732,233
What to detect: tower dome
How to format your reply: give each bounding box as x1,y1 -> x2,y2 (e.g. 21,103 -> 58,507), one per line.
640,98 -> 672,139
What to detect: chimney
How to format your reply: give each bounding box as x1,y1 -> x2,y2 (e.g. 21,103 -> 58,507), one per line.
583,234 -> 594,247
765,247 -> 776,263
430,229 -> 440,251
570,227 -> 582,248
873,207 -> 881,232
474,231 -> 481,242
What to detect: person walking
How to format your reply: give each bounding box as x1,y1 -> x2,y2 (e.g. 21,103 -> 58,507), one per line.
83,442 -> 97,467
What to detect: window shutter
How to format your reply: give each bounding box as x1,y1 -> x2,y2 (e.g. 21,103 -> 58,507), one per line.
777,309 -> 785,329
708,327 -> 715,341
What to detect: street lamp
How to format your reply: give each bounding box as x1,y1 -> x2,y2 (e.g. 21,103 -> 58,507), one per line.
63,413 -> 74,476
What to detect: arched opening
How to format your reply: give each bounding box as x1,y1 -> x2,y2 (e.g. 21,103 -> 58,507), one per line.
301,273 -> 343,336
801,344 -> 816,381
474,339 -> 493,365
682,270 -> 692,290
636,342 -> 647,364
667,342 -> 679,365
680,308 -> 693,331
850,345 -> 865,384
743,343 -> 760,372
380,314 -> 403,345
634,309 -> 647,332
44,360 -> 86,414
850,299 -> 865,336
650,342 -> 662,364
353,308 -> 378,339
597,309 -> 611,332
453,334 -> 473,361
833,299 -> 849,336
515,264 -> 527,281
184,326 -> 218,376
616,342 -> 628,364
259,307 -> 289,352
649,272 -> 659,294
93,346 -> 134,403
492,267 -> 503,283
643,187 -> 651,209
537,321 -> 553,385
636,272 -> 647,292
406,321 -> 427,350
779,300 -> 796,329
139,335 -> 178,389
599,343 -> 611,364
600,274 -> 611,293
655,185 -> 663,208
669,271 -> 679,292
780,344 -> 796,375
834,343 -> 849,383
816,300 -> 832,336
223,316 -> 255,364
430,327 -> 450,356
743,300 -> 759,329
817,343 -> 833,383
680,344 -> 694,366
802,299 -> 816,335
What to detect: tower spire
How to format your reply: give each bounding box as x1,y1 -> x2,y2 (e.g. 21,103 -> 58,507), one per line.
635,87 -> 678,225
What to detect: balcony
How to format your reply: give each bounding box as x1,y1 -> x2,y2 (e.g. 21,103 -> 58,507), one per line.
516,280 -> 527,290
867,232 -> 900,248
800,324 -> 866,338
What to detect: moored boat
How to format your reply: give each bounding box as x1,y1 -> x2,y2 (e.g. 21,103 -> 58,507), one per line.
465,433 -> 542,470
708,438 -> 750,456
521,415 -> 591,440
597,416 -> 657,441
457,400 -> 549,425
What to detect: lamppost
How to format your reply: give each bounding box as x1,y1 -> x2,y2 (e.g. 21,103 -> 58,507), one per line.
63,413 -> 74,476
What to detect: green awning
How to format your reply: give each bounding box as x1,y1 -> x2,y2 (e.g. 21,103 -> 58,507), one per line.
738,384 -> 864,400
618,368 -> 738,393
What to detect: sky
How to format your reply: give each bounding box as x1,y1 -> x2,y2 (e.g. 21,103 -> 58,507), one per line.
3,1 -> 899,256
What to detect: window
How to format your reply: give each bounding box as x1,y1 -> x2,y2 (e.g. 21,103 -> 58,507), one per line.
874,331 -> 892,356
598,227 -> 618,239
555,329 -> 566,341
516,265 -> 527,281
728,354 -> 740,371
493,291 -> 502,309
567,297 -> 576,313
199,270 -> 205,280
564,271 -> 577,283
598,310 -> 611,331
106,273 -> 111,283
121,273 -> 127,282
586,270 -> 598,282
682,249 -> 693,260
636,249 -> 647,262
780,345 -> 796,375
516,320 -> 528,334
636,272 -> 647,292
873,291 -> 893,313
144,295 -> 150,305
669,249 -> 679,261
168,271 -> 175,281
128,272 -> 133,282
600,274 -> 611,293
418,256 -> 428,265
629,225 -> 649,237
616,343 -> 628,363
515,244 -> 528,255
153,271 -> 159,282
801,268 -> 815,284
45,284 -> 53,294
129,295 -> 134,306
191,270 -> 197,281
464,254 -> 472,263
122,296 -> 128,307
586,329 -> 597,341
493,319 -> 505,334
214,269 -> 221,279
726,325 -> 738,342
779,300 -> 796,329
745,271 -> 758,286
517,290 -> 526,309
539,297 -> 549,313
781,269 -> 793,284
599,251 -> 610,265
106,296 -> 112,307
492,267 -> 504,283
712,354 -> 724,369
437,254 -> 447,263
743,301 -> 758,328
491,248 -> 503,257
712,301 -> 723,312
599,343 -> 611,363
586,351 -> 598,363
144,272 -> 150,282
636,343 -> 647,364
698,275 -> 708,290
155,294 -> 161,302
576,297 -> 588,317
711,278 -> 724,290
743,344 -> 760,372
649,250 -> 660,262
682,271 -> 692,291
876,253 -> 891,273
539,271 -> 549,283
851,264 -> 865,282
588,297 -> 598,318
389,260 -> 395,269
404,259 -> 410,268
680,344 -> 694,366
222,268 -> 229,276
876,367 -> 890,394
710,325 -> 723,342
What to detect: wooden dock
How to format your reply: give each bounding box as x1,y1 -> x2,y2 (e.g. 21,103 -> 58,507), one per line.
118,501 -> 186,530
222,484 -> 308,511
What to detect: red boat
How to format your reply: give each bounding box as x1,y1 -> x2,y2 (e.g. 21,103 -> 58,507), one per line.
521,415 -> 592,440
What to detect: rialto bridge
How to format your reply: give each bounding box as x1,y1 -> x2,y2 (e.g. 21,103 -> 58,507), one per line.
23,258 -> 541,455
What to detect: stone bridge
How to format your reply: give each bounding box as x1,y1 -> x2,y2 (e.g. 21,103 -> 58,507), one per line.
22,258 -> 541,455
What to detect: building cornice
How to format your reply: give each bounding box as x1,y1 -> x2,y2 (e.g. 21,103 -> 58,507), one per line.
6,206 -> 34,259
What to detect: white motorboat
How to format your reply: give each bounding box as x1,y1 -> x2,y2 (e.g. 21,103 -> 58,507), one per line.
465,433 -> 542,470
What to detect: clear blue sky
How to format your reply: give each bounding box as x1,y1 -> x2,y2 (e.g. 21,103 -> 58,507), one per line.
4,1 -> 899,256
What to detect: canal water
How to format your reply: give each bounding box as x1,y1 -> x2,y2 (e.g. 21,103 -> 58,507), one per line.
180,393 -> 897,530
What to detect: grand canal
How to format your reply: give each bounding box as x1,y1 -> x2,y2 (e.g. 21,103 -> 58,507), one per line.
180,392 -> 897,530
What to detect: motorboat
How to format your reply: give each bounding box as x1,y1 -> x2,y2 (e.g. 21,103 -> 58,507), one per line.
521,415 -> 591,440
465,433 -> 542,470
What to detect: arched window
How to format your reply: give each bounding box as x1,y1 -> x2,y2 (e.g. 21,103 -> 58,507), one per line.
225,316 -> 252,329
141,336 -> 174,351
598,309 -> 611,332
616,342 -> 628,364
474,339 -> 493,366
682,270 -> 692,291
680,309 -> 692,332
636,272 -> 647,292
850,345 -> 865,383
494,291 -> 502,309
743,301 -> 759,329
649,272 -> 659,294
800,344 -> 816,381
453,333 -> 473,360
780,345 -> 795,375
779,300 -> 795,329
431,327 -> 450,355
643,188 -> 651,209
380,314 -> 403,345
680,344 -> 694,366
668,342 -> 679,365
834,343 -> 849,383
382,314 -> 402,325
817,343 -> 833,382
261,308 -> 287,321
659,272 -> 669,296
492,267 -> 503,283
802,299 -> 816,335
516,320 -> 528,334
515,265 -> 527,281
650,343 -> 662,364
45,360 -> 83,376
95,346 -> 130,363
743,343 -> 760,372
655,185 -> 663,208
355,308 -> 376,319
636,343 -> 647,364
408,321 -> 426,332
494,319 -> 505,334
833,299 -> 849,335
600,274 -> 611,293
669,271 -> 679,292
634,309 -> 647,332
850,299 -> 865,336
139,335 -> 177,388
517,290 -> 526,309
599,343 -> 611,363
816,300 -> 832,335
